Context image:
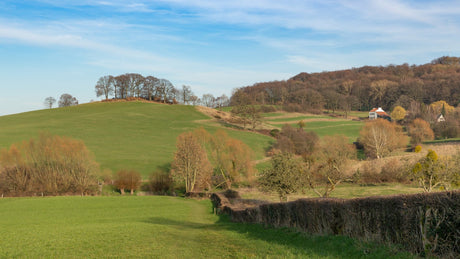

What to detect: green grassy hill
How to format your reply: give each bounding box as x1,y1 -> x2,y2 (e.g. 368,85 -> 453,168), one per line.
0,102 -> 273,177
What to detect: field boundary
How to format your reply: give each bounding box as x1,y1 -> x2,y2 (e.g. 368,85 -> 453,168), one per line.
211,190 -> 460,258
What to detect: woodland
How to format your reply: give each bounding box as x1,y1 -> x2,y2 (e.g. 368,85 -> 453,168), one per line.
231,56 -> 460,113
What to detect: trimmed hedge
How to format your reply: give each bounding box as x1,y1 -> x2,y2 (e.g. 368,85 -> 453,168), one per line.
211,191 -> 460,258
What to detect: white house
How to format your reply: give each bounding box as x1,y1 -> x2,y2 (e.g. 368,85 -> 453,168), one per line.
369,107 -> 390,120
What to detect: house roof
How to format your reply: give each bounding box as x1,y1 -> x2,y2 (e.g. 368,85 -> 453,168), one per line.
370,107 -> 389,117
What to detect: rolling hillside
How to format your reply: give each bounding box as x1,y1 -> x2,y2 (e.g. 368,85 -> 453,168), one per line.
0,102 -> 273,177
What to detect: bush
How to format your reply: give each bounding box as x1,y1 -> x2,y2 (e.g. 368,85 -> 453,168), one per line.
414,145 -> 422,153
148,171 -> 174,194
380,158 -> 410,183
360,162 -> 381,184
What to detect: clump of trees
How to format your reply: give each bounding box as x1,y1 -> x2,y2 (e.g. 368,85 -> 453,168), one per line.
113,169 -> 142,195
171,128 -> 254,192
58,93 -> 79,107
0,134 -> 99,196
43,94 -> 79,109
94,73 -> 230,107
261,124 -> 356,200
273,124 -> 318,158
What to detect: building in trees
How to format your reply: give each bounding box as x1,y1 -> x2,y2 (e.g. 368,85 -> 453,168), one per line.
369,107 -> 390,120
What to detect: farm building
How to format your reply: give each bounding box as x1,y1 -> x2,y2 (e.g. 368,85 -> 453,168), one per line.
369,107 -> 391,120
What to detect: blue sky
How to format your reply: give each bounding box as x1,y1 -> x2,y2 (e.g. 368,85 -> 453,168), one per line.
1,0 -> 460,115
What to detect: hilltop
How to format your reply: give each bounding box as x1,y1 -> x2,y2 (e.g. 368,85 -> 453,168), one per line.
0,101 -> 273,177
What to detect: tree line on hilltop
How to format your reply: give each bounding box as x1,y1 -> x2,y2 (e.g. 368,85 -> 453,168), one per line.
230,56 -> 460,114
94,73 -> 230,107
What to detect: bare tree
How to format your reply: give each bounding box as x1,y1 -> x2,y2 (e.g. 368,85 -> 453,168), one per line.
58,94 -> 78,107
171,132 -> 212,192
142,76 -> 159,100
359,119 -> 408,159
180,85 -> 193,104
44,97 -> 56,109
216,94 -> 230,109
156,79 -> 174,103
190,95 -> 199,106
201,94 -> 215,107
95,75 -> 114,100
127,73 -> 144,97
113,74 -> 129,99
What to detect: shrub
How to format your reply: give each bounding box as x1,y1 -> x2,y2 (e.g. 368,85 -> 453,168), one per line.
148,171 -> 174,194
414,145 -> 422,153
380,158 -> 410,183
360,162 -> 381,184
269,129 -> 280,138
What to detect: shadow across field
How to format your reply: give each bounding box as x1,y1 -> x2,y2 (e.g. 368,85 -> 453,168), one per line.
142,215 -> 411,258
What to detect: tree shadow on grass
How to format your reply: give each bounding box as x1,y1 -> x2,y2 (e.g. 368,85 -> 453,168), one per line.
142,215 -> 413,258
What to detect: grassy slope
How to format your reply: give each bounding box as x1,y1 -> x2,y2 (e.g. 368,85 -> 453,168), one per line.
0,196 -> 414,258
263,112 -> 363,142
0,102 -> 272,177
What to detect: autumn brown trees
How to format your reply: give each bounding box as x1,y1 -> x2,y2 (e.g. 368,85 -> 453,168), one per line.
359,119 -> 408,159
171,131 -> 212,193
171,128 -> 254,192
408,118 -> 434,146
114,170 -> 142,195
0,134 -> 99,196
230,57 -> 460,114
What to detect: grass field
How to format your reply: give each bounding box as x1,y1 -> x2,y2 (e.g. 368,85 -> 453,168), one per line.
238,183 -> 425,202
0,102 -> 273,177
261,111 -> 364,142
0,196 -> 415,258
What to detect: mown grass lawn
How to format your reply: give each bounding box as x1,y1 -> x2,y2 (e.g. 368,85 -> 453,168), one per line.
0,196 -> 414,258
0,102 -> 273,177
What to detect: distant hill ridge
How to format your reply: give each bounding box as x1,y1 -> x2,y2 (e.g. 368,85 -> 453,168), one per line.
233,56 -> 460,112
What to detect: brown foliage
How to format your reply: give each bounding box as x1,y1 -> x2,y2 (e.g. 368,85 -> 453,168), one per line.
408,118 -> 434,146
209,130 -> 255,188
0,134 -> 99,196
114,169 -> 142,195
359,119 -> 408,159
171,131 -> 212,193
274,124 -> 318,158
147,171 -> 174,194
